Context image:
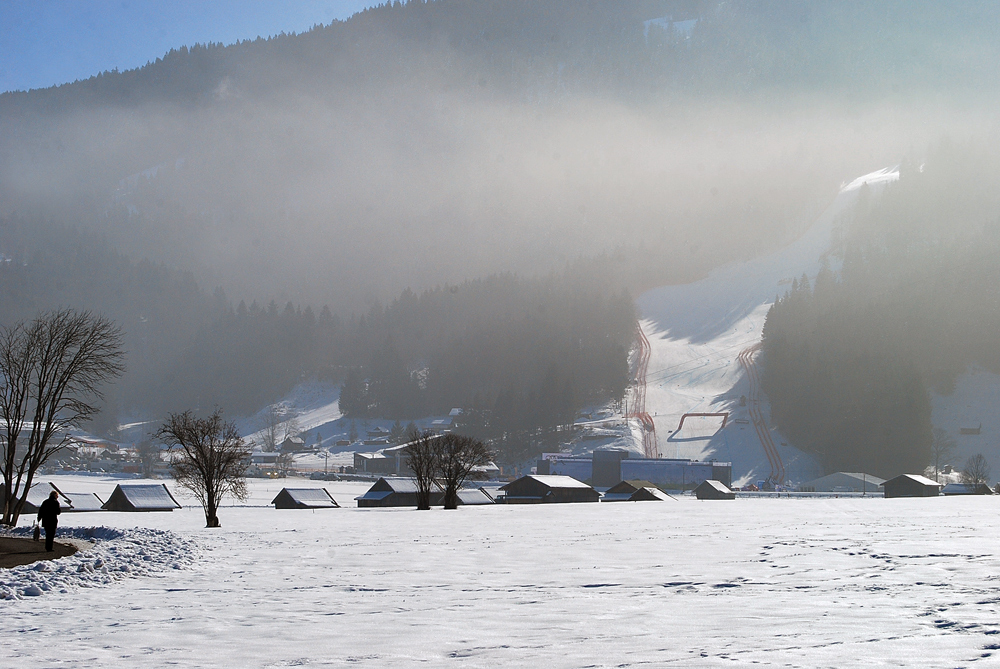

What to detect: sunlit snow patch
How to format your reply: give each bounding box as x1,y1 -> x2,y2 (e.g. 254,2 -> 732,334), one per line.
840,165 -> 899,192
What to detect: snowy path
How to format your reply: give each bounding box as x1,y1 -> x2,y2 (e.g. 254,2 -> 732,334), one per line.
2,478 -> 999,667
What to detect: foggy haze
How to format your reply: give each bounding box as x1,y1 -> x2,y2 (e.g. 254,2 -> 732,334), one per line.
2,0 -> 1000,424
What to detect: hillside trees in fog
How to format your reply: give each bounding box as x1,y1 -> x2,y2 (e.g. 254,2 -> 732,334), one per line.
761,142 -> 1000,478
337,273 -> 634,433
4,0 -> 977,315
0,213 -> 634,430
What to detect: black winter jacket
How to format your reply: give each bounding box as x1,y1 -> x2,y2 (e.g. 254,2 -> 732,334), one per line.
37,498 -> 61,527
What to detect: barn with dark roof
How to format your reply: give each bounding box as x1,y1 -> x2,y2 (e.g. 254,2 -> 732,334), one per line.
498,475 -> 599,504
881,474 -> 941,498
602,480 -> 672,502
694,480 -> 735,500
355,477 -> 443,507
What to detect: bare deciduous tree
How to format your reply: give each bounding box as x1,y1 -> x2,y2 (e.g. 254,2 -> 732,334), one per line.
930,427 -> 957,482
275,450 -> 295,476
962,453 -> 992,489
405,429 -> 440,510
136,439 -> 161,478
158,409 -> 251,527
258,406 -> 283,453
0,310 -> 125,525
437,433 -> 493,510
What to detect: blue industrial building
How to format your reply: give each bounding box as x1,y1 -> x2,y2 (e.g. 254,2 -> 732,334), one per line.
537,449 -> 731,490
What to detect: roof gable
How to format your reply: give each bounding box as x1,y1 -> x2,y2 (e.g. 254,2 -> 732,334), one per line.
103,484 -> 181,510
272,487 -> 339,507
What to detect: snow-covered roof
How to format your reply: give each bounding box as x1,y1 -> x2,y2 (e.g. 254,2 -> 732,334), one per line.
881,474 -> 940,487
698,480 -> 733,494
941,483 -> 992,496
272,488 -> 339,508
61,491 -> 105,512
102,484 -> 181,511
639,487 -> 673,501
355,490 -> 393,502
457,488 -> 494,505
502,475 -> 592,490
380,477 -> 422,493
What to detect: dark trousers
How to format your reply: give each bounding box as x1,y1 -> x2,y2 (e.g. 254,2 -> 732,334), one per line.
43,524 -> 56,551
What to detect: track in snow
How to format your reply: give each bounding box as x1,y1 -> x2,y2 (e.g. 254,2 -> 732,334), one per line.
737,342 -> 785,484
628,321 -> 659,458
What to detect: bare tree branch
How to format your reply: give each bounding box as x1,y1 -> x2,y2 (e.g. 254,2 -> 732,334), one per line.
158,409 -> 251,527
405,429 -> 440,510
436,433 -> 493,510
1,310 -> 125,525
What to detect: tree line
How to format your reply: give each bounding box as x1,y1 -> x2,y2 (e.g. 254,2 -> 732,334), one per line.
0,216 -> 634,436
761,142 -> 1000,478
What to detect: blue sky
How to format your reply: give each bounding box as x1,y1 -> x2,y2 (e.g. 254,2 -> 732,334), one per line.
0,0 -> 380,94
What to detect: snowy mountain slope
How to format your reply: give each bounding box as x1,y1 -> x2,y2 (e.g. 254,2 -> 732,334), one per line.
635,167 -> 899,486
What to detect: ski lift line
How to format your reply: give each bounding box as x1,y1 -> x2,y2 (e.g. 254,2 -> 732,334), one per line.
737,345 -> 777,480
626,321 -> 659,459
737,343 -> 785,484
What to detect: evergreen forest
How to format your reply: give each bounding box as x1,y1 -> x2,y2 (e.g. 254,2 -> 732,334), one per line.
761,143 -> 1000,477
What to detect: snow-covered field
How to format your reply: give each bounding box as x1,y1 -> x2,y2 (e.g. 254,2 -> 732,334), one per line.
3,475 -> 1000,667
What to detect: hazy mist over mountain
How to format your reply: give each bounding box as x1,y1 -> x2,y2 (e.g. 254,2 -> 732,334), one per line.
3,0 -> 1000,423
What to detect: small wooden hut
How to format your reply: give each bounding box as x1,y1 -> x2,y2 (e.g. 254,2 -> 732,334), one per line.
694,479 -> 736,500
881,474 -> 941,498
101,483 -> 181,511
271,488 -> 340,509
498,475 -> 600,504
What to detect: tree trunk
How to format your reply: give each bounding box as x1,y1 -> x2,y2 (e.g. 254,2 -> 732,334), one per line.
205,498 -> 220,527
416,491 -> 430,510
443,486 -> 459,510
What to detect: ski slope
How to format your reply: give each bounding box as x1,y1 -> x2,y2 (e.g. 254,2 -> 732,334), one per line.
635,167 -> 899,486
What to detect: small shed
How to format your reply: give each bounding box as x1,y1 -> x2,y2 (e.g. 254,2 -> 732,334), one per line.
602,480 -> 671,502
695,479 -> 736,500
101,483 -> 182,511
355,477 -> 443,507
498,475 -> 600,504
881,474 -> 941,498
280,436 -> 307,452
271,487 -> 339,509
942,482 -> 994,496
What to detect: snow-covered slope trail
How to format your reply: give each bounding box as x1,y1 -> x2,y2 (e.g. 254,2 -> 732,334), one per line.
635,167 -> 898,486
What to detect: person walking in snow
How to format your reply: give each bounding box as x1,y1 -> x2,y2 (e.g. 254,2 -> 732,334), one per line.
36,490 -> 61,552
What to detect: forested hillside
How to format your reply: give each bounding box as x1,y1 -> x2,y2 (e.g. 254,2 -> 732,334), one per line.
3,1 -> 1000,431
3,1 -> 979,311
761,143 -> 1000,477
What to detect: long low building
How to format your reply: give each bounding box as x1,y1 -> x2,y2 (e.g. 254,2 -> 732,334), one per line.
356,477 -> 442,507
356,477 -> 496,507
537,449 -> 731,489
797,472 -> 885,493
